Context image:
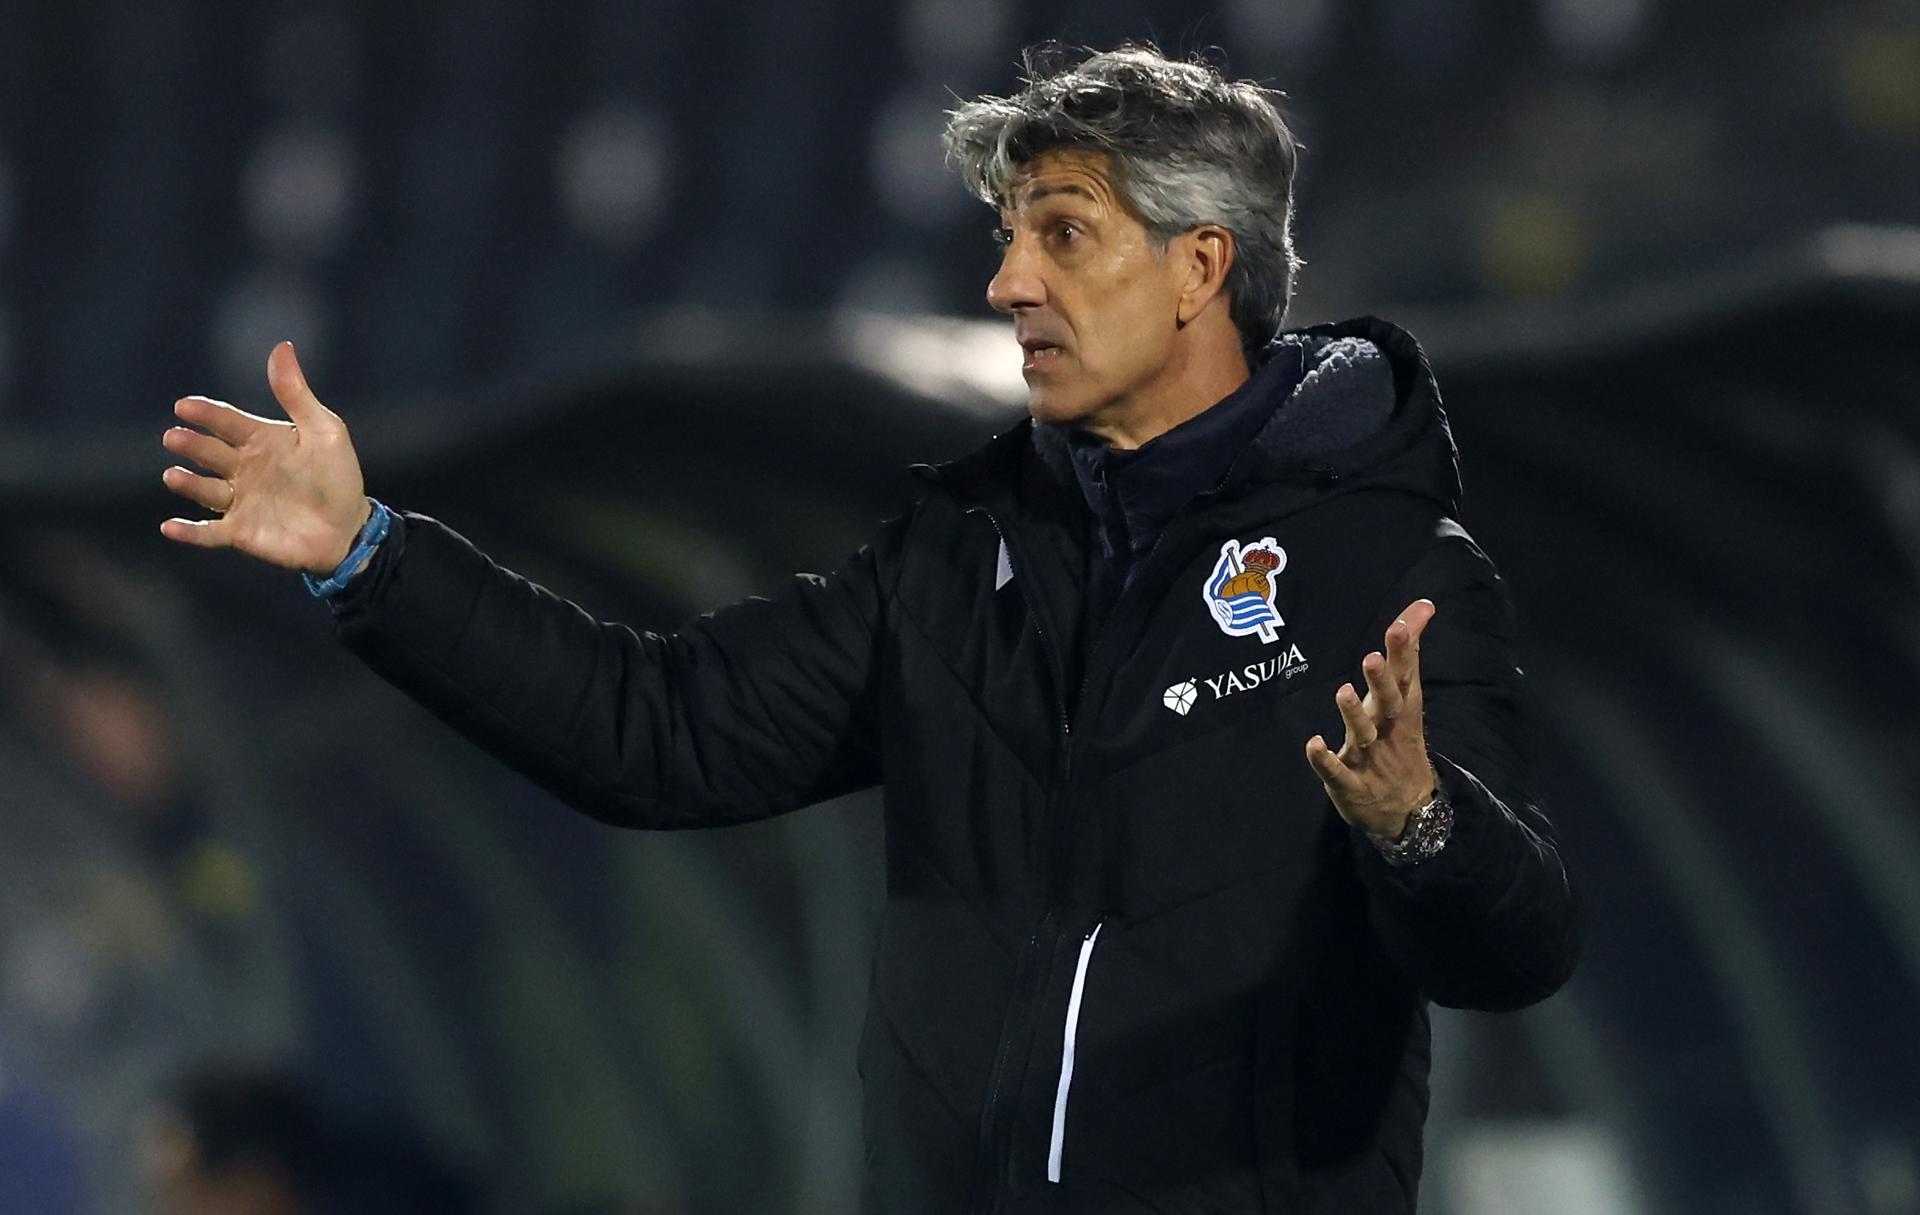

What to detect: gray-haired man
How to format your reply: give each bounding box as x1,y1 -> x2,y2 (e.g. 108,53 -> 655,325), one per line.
163,45 -> 1576,1215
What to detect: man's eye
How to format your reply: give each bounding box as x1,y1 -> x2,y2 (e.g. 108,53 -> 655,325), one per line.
990,227 -> 1012,249
1055,222 -> 1081,243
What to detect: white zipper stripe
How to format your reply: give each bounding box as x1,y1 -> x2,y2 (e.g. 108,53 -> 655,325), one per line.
1046,921 -> 1104,1183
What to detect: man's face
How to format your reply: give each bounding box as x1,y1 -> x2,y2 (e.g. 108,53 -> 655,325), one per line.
987,150 -> 1188,435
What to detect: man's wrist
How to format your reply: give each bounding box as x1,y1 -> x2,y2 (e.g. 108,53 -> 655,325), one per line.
340,497 -> 375,562
1361,764 -> 1443,840
304,498 -> 391,598
1367,808 -> 1416,845
1367,785 -> 1453,867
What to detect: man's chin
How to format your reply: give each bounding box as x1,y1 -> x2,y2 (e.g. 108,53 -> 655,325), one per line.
1025,389 -> 1092,428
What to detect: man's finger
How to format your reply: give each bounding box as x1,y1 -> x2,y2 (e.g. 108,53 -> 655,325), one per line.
1386,598 -> 1437,694
1360,650 -> 1403,723
162,426 -> 239,477
1335,682 -> 1377,750
162,466 -> 234,513
266,341 -> 332,428
1304,734 -> 1364,795
159,515 -> 232,549
174,396 -> 268,447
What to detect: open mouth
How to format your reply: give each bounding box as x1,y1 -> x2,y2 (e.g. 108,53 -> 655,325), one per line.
1022,343 -> 1065,370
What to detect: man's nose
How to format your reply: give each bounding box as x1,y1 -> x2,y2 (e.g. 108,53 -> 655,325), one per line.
986,245 -> 1044,315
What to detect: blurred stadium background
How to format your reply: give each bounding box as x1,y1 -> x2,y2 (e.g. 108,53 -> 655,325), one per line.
2,1 -> 1919,1212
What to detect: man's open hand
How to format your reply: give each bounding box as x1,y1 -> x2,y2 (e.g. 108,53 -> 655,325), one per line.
1304,599 -> 1441,840
160,342 -> 372,574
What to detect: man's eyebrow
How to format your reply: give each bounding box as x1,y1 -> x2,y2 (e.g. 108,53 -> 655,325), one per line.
1007,182 -> 1100,207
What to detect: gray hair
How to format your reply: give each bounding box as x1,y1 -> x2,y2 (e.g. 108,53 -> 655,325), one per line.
944,44 -> 1306,354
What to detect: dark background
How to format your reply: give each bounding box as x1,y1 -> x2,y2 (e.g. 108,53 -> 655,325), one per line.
1,2 -> 1917,1212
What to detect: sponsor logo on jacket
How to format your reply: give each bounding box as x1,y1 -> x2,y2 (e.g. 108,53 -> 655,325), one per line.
1163,645 -> 1311,716
1204,537 -> 1287,643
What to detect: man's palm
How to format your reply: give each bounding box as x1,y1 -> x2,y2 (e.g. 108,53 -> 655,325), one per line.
160,342 -> 371,574
1303,599 -> 1440,838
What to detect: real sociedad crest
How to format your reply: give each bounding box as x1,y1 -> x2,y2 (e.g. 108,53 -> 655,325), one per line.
1204,536 -> 1288,643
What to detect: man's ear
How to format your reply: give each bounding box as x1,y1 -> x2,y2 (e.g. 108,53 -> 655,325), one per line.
1175,226 -> 1236,326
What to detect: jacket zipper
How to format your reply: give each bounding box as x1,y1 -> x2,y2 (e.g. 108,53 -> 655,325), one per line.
1072,456 -> 1338,707
998,461 -> 1255,1198
967,458 -> 1338,1207
1071,459 -> 1239,712
1046,921 -> 1104,1183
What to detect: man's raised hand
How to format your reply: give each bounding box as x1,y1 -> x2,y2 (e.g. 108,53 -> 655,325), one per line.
160,342 -> 372,574
1303,599 -> 1442,841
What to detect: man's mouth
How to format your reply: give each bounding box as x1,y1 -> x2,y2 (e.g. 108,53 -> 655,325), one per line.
1020,340 -> 1065,371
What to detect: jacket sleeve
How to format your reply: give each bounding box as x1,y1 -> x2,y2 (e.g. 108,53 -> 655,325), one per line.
324,507 -> 904,829
1347,520 -> 1580,1011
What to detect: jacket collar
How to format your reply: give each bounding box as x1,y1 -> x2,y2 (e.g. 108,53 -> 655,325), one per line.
923,315 -> 1461,524
1028,338 -> 1307,566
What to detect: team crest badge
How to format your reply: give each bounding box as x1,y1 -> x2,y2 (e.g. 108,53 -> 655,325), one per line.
1204,536 -> 1287,643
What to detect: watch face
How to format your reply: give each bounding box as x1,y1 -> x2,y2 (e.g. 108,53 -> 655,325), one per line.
1372,794 -> 1452,866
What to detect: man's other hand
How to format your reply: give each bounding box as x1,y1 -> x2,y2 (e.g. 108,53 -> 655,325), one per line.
160,342 -> 372,574
1303,598 -> 1442,841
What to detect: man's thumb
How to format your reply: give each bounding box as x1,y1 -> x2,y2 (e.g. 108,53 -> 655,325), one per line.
266,340 -> 328,425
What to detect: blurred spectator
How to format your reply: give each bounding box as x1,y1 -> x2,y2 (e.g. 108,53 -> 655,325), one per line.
141,1067 -> 326,1215
140,1062 -> 475,1215
0,533 -> 293,1212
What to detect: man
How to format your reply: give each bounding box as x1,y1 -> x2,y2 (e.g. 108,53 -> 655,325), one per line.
159,45 -> 1576,1215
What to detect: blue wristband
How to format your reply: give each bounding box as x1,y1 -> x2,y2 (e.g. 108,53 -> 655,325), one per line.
303,499 -> 392,598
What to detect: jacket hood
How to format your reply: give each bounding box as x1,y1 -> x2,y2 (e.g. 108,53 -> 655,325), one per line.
1228,315 -> 1462,516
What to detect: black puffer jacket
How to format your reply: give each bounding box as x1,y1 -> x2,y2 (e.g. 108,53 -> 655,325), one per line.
329,315 -> 1578,1214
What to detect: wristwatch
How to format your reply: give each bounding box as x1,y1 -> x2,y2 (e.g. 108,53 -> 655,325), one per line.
1368,787 -> 1453,868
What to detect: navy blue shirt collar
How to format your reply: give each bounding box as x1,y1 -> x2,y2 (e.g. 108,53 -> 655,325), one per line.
1057,340 -> 1309,567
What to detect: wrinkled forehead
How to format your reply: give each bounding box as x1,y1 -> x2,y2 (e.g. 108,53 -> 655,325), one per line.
999,148 -> 1121,214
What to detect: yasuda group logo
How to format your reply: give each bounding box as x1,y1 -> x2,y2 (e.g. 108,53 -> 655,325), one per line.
1167,534 -> 1311,717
